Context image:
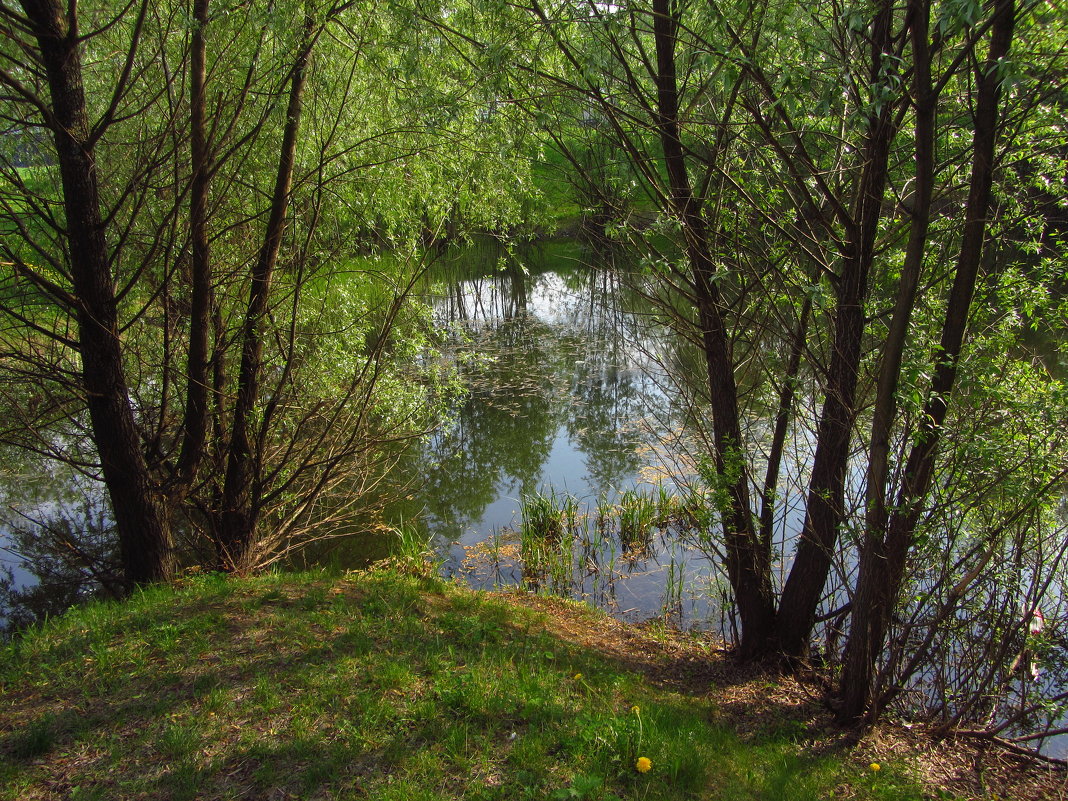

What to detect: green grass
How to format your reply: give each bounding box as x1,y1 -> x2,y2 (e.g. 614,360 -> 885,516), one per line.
0,568 -> 931,800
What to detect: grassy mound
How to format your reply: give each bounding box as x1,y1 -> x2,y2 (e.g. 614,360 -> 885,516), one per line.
0,568 -> 955,799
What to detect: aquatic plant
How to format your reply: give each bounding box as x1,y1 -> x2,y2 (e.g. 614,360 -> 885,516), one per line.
520,489 -> 567,541
653,482 -> 679,529
519,489 -> 579,592
618,489 -> 656,552
664,558 -> 685,619
595,491 -> 613,536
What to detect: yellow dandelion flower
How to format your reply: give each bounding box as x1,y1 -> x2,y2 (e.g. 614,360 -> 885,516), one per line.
636,756 -> 652,773
573,673 -> 582,680
631,705 -> 640,714
869,762 -> 881,772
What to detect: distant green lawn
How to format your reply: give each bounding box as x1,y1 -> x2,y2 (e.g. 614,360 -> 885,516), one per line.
0,568 -> 932,800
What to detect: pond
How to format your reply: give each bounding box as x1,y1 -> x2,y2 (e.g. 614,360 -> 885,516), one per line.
380,240 -> 1068,758
0,240 -> 730,632
0,454 -> 116,628
388,240 -> 732,629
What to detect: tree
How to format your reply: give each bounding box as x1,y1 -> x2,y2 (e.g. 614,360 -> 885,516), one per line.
0,0 -> 175,586
484,0 -> 909,657
0,0 -> 546,590
216,8 -> 319,572
838,0 -> 1025,721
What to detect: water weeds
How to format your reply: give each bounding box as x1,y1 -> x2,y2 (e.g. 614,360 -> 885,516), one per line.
499,485 -> 721,629
519,489 -> 579,593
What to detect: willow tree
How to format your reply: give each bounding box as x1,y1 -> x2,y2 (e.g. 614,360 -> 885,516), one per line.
0,0 -> 176,586
424,0 -> 1068,699
477,0 -> 912,658
835,0 -> 1068,723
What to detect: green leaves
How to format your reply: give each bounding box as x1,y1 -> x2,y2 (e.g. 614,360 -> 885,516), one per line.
935,0 -> 983,38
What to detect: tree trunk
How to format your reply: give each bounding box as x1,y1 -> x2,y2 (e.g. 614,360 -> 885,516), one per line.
652,0 -> 775,657
837,0 -> 1015,722
174,0 -> 213,492
218,15 -> 315,572
21,0 -> 174,586
758,293 -> 813,551
774,0 -> 899,660
837,0 -> 936,722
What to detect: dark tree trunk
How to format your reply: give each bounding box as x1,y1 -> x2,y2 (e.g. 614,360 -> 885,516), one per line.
21,0 -> 174,586
218,16 -> 315,572
837,0 -> 1015,722
773,0 -> 899,660
652,0 -> 775,657
837,0 -> 936,722
174,0 -> 213,492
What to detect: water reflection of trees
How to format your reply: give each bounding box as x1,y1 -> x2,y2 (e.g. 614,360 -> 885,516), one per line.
412,248 -> 679,537
417,318 -> 560,533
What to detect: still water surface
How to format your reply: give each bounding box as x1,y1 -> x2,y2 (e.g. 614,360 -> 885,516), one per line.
392,244 -> 1068,758
3,239 -> 1067,755
395,243 -> 727,627
0,243 -> 726,630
